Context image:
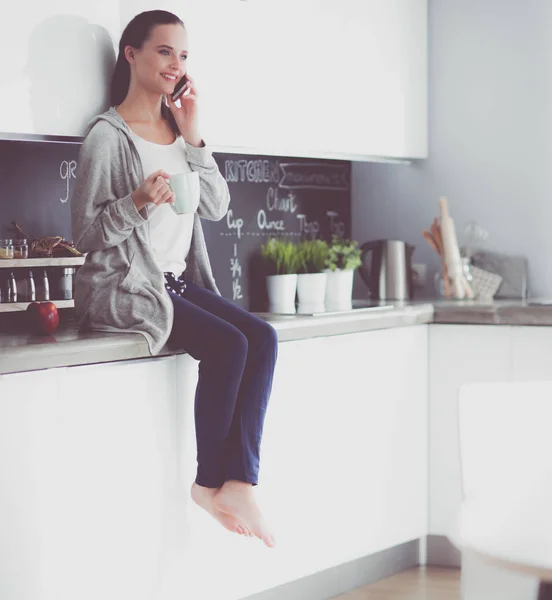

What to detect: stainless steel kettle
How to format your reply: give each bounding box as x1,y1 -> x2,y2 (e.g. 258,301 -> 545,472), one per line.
359,240 -> 415,301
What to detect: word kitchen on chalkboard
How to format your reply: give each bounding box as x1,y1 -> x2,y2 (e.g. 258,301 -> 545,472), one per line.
204,154 -> 351,311
0,138 -> 351,311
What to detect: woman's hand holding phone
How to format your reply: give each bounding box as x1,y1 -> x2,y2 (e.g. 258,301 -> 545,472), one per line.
166,74 -> 203,147
131,169 -> 175,211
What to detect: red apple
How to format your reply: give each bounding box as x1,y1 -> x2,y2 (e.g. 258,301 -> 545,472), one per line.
26,302 -> 59,335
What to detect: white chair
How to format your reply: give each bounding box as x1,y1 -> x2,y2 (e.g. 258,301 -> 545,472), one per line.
448,380 -> 552,600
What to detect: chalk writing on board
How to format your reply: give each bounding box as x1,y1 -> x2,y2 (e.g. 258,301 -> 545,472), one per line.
230,243 -> 243,300
226,209 -> 244,239
224,159 -> 280,184
266,187 -> 297,212
257,209 -> 285,231
279,163 -> 349,191
327,211 -> 346,237
296,214 -> 320,237
60,159 -> 77,203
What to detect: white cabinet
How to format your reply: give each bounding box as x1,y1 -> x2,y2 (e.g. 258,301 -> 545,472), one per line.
428,325 -> 511,537
183,325 -> 428,600
0,357 -> 183,600
313,0 -> 428,159
0,0 -> 119,136
0,324 -> 429,600
6,0 -> 427,160
428,325 -> 552,541
188,0 -> 428,160
510,327 -> 552,381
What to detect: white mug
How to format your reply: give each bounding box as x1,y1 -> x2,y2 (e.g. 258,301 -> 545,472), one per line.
168,171 -> 200,214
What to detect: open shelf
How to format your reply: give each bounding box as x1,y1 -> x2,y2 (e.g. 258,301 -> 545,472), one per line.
0,300 -> 74,313
0,257 -> 84,269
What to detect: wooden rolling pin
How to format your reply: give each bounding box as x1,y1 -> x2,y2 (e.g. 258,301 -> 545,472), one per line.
422,227 -> 451,298
439,196 -> 466,299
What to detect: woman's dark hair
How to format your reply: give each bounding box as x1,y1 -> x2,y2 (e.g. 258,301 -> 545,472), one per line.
111,10 -> 184,135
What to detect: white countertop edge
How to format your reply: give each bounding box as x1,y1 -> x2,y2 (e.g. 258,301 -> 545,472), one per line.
0,304 -> 435,375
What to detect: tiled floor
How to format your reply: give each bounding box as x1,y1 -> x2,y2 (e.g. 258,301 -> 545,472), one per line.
331,566 -> 461,600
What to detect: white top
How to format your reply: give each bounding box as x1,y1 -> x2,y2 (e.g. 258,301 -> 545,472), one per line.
130,130 -> 195,276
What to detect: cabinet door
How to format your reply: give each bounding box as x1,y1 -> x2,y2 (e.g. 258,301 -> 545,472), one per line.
0,0 -> 119,136
0,358 -> 181,600
510,327 -> 552,381
183,326 -> 428,600
428,325 -> 511,537
52,358 -> 180,600
327,0 -> 428,158
141,0 -> 427,159
0,369 -> 60,600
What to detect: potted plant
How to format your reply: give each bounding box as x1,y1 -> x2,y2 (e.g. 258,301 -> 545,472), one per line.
324,236 -> 362,311
260,238 -> 300,313
296,239 -> 329,314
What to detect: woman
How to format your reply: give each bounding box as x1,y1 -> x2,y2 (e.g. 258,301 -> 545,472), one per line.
71,10 -> 277,548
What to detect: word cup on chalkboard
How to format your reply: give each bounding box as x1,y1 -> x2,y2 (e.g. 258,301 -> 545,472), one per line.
226,209 -> 244,239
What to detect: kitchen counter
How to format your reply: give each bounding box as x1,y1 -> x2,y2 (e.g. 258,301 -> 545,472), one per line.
3,298 -> 552,376
431,298 -> 552,325
0,303 -> 433,375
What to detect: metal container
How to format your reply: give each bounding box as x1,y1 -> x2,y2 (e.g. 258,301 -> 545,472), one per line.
359,239 -> 415,301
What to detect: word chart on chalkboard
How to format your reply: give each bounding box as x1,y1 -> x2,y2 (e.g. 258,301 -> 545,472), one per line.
0,138 -> 79,241
205,154 -> 351,310
0,138 -> 351,310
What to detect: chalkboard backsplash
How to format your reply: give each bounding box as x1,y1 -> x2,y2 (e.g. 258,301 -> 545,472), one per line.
0,138 -> 351,310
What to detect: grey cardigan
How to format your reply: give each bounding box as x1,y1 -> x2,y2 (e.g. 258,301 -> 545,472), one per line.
71,107 -> 230,355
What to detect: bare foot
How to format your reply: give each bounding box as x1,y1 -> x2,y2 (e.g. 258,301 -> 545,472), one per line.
214,480 -> 276,548
191,483 -> 251,536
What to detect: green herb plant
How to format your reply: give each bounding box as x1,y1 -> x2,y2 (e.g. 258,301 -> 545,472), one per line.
297,239 -> 329,274
260,238 -> 301,275
326,235 -> 362,271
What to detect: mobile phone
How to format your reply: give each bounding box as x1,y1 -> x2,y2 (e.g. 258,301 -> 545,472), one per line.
171,74 -> 189,102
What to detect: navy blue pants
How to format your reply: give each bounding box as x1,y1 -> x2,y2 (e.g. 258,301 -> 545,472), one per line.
168,282 -> 278,489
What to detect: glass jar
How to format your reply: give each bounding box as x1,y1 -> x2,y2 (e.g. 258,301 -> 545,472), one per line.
0,239 -> 14,260
57,267 -> 75,300
434,258 -> 474,298
15,269 -> 36,302
13,239 -> 28,259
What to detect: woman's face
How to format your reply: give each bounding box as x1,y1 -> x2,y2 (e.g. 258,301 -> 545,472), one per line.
127,23 -> 188,96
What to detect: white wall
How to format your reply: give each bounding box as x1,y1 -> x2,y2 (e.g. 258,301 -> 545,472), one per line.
0,2 -> 119,136
351,0 -> 552,298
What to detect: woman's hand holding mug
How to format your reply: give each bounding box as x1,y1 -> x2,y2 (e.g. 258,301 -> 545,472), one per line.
131,169 -> 175,211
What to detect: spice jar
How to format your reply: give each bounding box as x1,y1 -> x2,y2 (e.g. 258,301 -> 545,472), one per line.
0,239 -> 14,260
57,267 -> 75,300
15,269 -> 35,302
13,239 -> 28,259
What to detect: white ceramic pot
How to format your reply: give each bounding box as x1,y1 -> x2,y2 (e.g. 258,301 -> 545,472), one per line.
296,272 -> 327,314
325,269 -> 354,311
266,274 -> 297,313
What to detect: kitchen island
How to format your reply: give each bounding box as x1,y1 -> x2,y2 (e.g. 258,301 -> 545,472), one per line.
2,299 -> 552,600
